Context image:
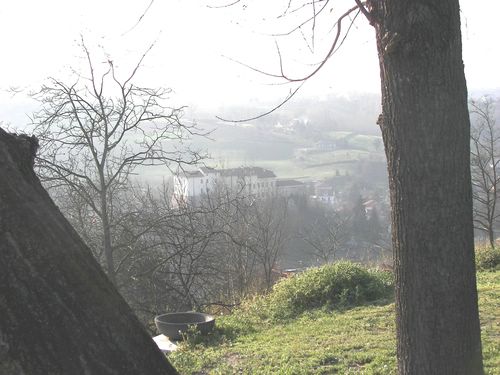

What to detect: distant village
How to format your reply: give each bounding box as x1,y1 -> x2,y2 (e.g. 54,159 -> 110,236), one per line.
173,165 -> 388,221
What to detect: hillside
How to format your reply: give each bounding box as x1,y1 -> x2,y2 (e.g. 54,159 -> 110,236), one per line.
167,268 -> 499,374
183,119 -> 386,181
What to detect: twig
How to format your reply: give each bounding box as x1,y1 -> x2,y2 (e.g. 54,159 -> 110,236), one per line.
121,0 -> 155,36
216,82 -> 305,123
206,0 -> 242,9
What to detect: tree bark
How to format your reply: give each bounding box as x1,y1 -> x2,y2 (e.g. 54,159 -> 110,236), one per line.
0,128 -> 177,374
371,1 -> 484,373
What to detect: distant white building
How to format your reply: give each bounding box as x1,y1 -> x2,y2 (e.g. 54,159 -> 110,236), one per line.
276,179 -> 307,197
309,181 -> 338,207
173,166 -> 277,204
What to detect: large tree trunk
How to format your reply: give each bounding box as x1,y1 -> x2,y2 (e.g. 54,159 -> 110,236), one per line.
0,128 -> 177,374
372,1 -> 484,373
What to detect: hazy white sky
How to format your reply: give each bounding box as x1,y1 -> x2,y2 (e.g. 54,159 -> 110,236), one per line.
0,0 -> 498,125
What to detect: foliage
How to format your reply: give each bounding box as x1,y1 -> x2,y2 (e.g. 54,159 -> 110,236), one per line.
235,261 -> 393,323
476,245 -> 500,271
167,270 -> 499,374
263,261 -> 392,321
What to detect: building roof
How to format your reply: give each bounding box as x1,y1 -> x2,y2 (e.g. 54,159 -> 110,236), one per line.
363,199 -> 377,209
254,167 -> 276,178
180,166 -> 276,179
219,166 -> 276,179
276,179 -> 305,187
199,166 -> 216,174
183,170 -> 204,178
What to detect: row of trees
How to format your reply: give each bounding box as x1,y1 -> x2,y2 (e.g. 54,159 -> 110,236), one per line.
470,97 -> 500,248
298,196 -> 389,264
53,174 -> 391,322
47,174 -> 289,314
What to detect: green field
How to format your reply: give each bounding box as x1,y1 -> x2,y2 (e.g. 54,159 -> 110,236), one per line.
168,270 -> 500,374
201,127 -> 385,180
134,126 -> 386,183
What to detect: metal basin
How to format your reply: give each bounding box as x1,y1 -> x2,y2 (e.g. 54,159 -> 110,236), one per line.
154,312 -> 215,340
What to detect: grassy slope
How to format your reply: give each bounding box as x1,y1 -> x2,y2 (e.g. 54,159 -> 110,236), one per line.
169,271 -> 500,374
201,126 -> 385,180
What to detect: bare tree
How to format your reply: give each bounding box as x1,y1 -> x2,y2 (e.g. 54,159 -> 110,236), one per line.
150,196 -> 223,311
245,196 -> 289,290
109,180 -> 254,319
54,163 -> 276,319
31,41 -> 204,284
300,207 -> 349,264
470,97 -> 500,249
209,183 -> 260,301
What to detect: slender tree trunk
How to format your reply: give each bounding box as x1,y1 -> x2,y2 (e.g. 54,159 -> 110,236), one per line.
264,258 -> 273,291
100,187 -> 116,284
0,128 -> 178,375
488,129 -> 498,250
488,222 -> 495,249
371,1 -> 484,373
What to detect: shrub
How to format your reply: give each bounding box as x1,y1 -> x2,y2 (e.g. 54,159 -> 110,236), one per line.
476,245 -> 500,271
260,261 -> 393,321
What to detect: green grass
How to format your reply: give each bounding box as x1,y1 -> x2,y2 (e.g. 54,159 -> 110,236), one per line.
299,150 -> 370,167
170,305 -> 396,374
206,148 -> 383,181
477,271 -> 500,373
138,128 -> 386,182
348,135 -> 383,152
326,131 -> 354,140
203,128 -> 385,180
168,270 -> 500,374
208,158 -> 353,180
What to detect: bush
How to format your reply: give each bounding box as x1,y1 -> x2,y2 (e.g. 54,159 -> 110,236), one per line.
476,245 -> 500,271
259,261 -> 393,321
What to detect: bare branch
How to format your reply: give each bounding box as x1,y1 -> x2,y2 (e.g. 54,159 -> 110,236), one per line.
277,4 -> 361,82
272,0 -> 330,37
216,82 -> 305,123
206,0 -> 241,9
121,0 -> 155,36
353,0 -> 374,24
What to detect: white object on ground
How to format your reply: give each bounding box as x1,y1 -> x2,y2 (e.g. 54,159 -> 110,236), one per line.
153,334 -> 178,353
